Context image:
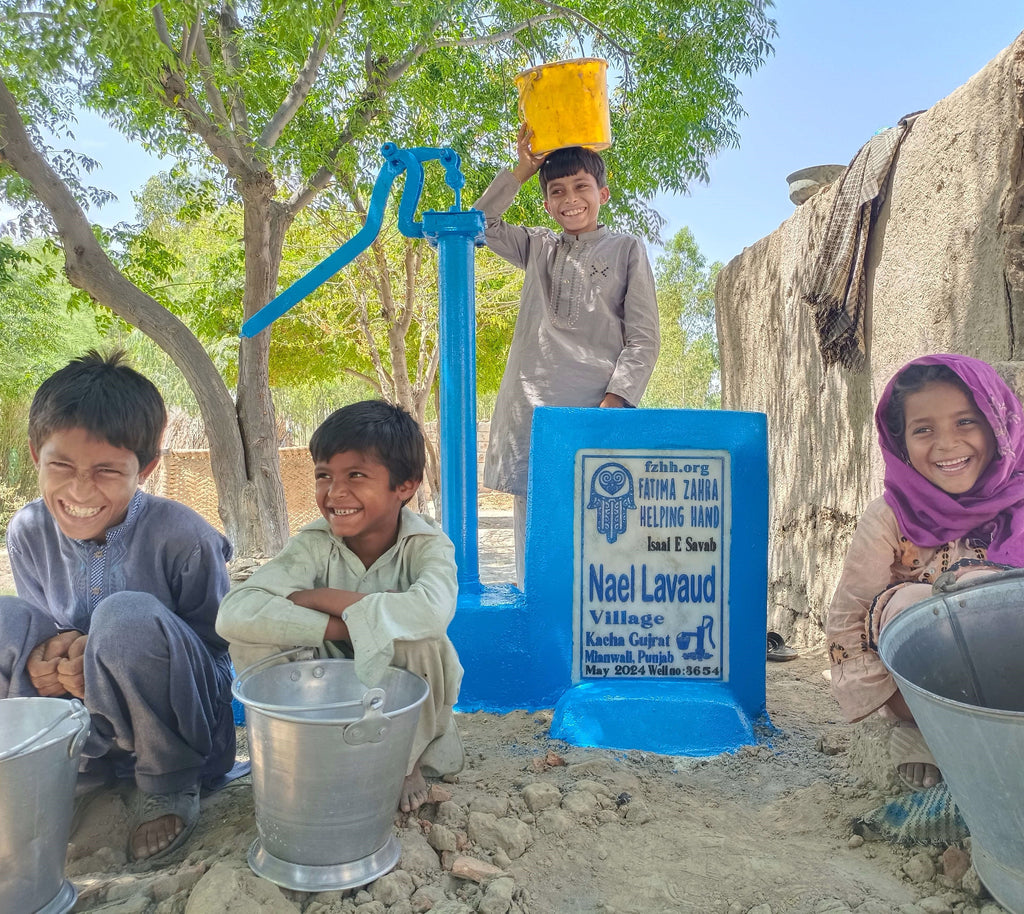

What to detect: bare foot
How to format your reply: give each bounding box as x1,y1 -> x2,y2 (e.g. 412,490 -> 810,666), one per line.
400,764 -> 428,813
898,761 -> 942,790
131,813 -> 184,860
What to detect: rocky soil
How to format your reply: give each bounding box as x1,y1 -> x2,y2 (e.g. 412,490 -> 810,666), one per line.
0,522 -> 1013,914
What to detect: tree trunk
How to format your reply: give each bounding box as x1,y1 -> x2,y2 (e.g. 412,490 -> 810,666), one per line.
233,172 -> 291,557
0,77 -> 287,558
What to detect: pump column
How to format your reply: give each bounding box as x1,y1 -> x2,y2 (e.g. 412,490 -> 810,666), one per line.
422,208 -> 487,591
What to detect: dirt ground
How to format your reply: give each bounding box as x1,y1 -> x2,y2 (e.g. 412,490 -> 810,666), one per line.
0,526 -> 1011,914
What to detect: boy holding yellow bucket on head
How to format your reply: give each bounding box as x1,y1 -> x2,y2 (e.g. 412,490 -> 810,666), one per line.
473,114 -> 661,588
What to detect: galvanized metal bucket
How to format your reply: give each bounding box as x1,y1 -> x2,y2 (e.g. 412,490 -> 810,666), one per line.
0,697 -> 90,914
878,569 -> 1024,913
232,650 -> 429,892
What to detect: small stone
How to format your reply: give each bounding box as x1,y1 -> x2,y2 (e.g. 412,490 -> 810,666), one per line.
477,876 -> 516,914
427,823 -> 458,853
436,800 -> 469,828
411,885 -> 445,913
491,848 -> 512,869
97,895 -> 153,913
536,808 -> 573,836
428,901 -> 474,914
903,852 -> 937,884
151,864 -> 207,902
941,845 -> 971,884
915,897 -> 953,914
369,870 -> 415,905
561,790 -> 601,816
531,750 -> 566,771
427,784 -> 453,804
623,798 -> 652,824
566,759 -> 613,779
184,862 -> 298,913
962,866 -> 985,898
399,830 -> 442,874
450,855 -> 507,884
468,811 -> 531,858
521,782 -> 561,813
470,795 -> 509,817
848,834 -> 865,849
354,902 -> 386,914
106,875 -> 151,902
816,734 -> 844,756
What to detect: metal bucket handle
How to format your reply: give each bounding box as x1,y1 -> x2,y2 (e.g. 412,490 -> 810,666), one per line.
0,698 -> 90,761
932,565 -> 1024,595
233,648 -> 393,728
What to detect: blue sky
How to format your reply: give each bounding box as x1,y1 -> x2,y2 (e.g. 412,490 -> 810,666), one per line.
656,1 -> 1024,266
7,3 -> 1023,269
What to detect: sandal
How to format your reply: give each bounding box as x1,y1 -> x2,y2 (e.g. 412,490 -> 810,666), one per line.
767,631 -> 799,662
128,784 -> 200,862
889,722 -> 942,791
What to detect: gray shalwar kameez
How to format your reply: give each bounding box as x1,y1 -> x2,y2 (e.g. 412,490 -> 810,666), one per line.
0,491 -> 235,793
474,169 -> 660,499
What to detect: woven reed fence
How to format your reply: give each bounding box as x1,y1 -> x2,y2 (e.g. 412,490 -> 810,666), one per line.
144,447 -> 321,535
144,425 -> 511,538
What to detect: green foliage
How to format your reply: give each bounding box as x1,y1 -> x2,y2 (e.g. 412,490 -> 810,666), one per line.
1,0 -> 776,242
0,239 -> 105,397
0,240 -> 109,531
0,0 -> 774,549
0,396 -> 35,536
114,174 -> 523,425
641,226 -> 721,409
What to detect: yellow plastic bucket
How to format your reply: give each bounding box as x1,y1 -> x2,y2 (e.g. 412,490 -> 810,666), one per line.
514,58 -> 611,155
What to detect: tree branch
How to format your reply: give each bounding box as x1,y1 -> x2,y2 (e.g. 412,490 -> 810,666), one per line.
218,3 -> 252,139
341,365 -> 382,395
433,12 -> 562,48
193,23 -> 233,130
156,66 -> 255,175
531,0 -> 631,64
0,75 -> 243,473
152,4 -> 174,50
285,40 -> 432,215
258,1 -> 348,148
151,4 -> 254,175
356,290 -> 394,393
433,5 -> 630,79
182,7 -> 202,65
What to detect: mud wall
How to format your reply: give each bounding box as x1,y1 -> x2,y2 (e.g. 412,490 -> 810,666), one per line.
715,34 -> 1024,645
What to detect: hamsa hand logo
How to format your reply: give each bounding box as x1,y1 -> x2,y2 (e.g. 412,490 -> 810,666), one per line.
588,462 -> 635,544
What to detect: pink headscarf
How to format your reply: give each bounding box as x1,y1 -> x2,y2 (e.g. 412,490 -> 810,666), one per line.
876,353 -> 1024,566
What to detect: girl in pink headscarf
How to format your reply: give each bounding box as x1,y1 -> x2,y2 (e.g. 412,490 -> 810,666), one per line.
827,354 -> 1024,790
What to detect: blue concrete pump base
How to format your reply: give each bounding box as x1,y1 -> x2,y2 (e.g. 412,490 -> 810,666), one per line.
551,681 -> 756,757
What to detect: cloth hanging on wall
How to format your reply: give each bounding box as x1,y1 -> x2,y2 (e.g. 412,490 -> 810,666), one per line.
802,111 -> 922,370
